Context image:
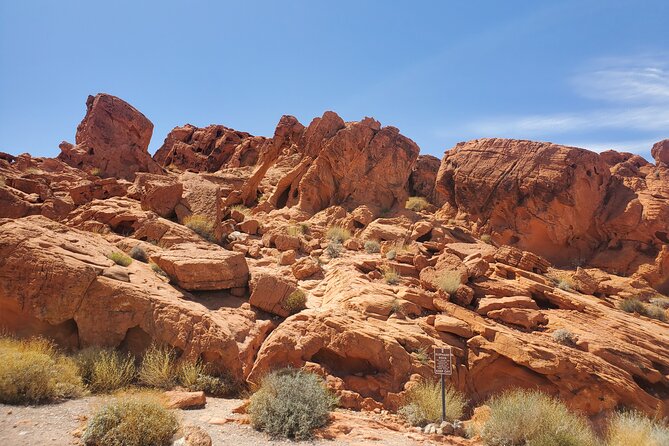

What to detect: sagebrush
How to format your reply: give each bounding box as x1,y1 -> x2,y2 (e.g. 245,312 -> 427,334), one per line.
405,196 -> 429,212
82,392 -> 178,446
326,226 -> 351,243
75,347 -> 135,393
183,214 -> 216,242
606,410 -> 669,446
108,251 -> 133,267
248,369 -> 337,439
480,389 -> 599,446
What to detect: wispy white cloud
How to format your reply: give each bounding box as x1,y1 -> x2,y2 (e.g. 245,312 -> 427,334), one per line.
562,137 -> 659,154
571,54 -> 669,103
465,106 -> 669,136
453,53 -> 669,155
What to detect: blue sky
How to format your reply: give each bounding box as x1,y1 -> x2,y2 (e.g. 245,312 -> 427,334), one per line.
1,1 -> 668,161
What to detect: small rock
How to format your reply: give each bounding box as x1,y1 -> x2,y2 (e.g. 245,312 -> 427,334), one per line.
436,427 -> 443,435
164,390 -> 206,409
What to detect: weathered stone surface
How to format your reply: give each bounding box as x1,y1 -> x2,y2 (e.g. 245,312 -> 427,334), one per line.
128,173 -> 182,218
151,244 -> 249,290
292,257 -> 322,280
434,315 -> 473,338
57,94 -> 162,180
248,270 -> 297,317
651,139 -> 669,166
477,295 -> 539,314
164,390 -> 206,409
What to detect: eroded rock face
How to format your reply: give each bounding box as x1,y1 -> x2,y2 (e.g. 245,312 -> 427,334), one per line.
151,243 -> 249,290
57,94 -> 162,180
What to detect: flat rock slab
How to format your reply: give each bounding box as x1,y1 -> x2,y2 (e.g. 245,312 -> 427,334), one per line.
152,243 -> 249,290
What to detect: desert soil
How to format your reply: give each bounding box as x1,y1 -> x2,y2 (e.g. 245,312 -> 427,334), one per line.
0,396 -> 476,446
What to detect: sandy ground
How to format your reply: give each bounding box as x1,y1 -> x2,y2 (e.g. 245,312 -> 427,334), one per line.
0,396 -> 477,446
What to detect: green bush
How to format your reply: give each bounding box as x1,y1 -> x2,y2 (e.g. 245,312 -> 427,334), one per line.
436,270 -> 461,296
398,380 -> 465,426
108,251 -> 133,267
129,246 -> 148,263
606,410 -> 669,446
481,234 -> 492,244
183,214 -> 216,243
326,241 -> 343,258
138,345 -> 178,389
405,196 -> 430,212
480,389 -> 599,446
364,240 -> 381,254
82,393 -> 178,446
326,226 -> 351,243
75,348 -> 135,393
248,369 -> 337,440
0,336 -> 83,404
282,289 -> 307,315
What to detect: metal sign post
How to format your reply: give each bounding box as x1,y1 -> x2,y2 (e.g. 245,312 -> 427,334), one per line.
433,347 -> 452,422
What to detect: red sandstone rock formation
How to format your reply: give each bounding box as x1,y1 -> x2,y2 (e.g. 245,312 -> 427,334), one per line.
0,94 -> 668,421
57,94 -> 162,180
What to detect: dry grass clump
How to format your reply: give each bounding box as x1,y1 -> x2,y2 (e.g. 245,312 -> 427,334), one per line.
286,223 -> 309,237
0,336 -> 83,404
435,270 -> 461,296
108,251 -> 133,267
650,295 -> 669,309
556,278 -> 574,291
75,348 -> 136,393
480,234 -> 492,244
383,268 -> 401,285
552,328 -> 578,346
129,246 -> 148,263
619,298 -> 667,322
480,389 -> 599,446
606,410 -> 669,446
183,214 -> 216,242
386,249 -> 397,260
177,361 -> 231,397
230,204 -> 251,216
364,240 -> 381,253
326,241 -> 343,258
82,392 -> 178,446
398,380 -> 465,426
405,196 -> 430,212
138,345 -> 178,389
248,369 -> 337,440
282,289 -> 307,315
326,225 -> 351,243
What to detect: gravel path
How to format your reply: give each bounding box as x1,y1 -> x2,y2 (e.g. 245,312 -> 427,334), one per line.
0,396 -> 474,446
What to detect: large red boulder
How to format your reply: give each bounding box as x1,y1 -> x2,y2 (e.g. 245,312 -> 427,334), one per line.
58,93 -> 162,180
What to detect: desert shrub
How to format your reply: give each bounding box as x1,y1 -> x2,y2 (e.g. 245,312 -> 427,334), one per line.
650,296 -> 669,309
386,249 -> 397,260
414,347 -> 430,365
177,361 -> 230,397
480,389 -> 598,446
248,369 -> 337,440
326,225 -> 351,243
384,268 -> 401,285
0,336 -> 83,404
398,380 -> 465,426
283,289 -> 307,315
620,298 -> 667,321
644,304 -> 667,322
183,214 -> 216,242
138,345 -> 178,389
230,204 -> 251,216
75,348 -> 135,393
390,299 -> 404,316
405,196 -> 430,212
82,392 -> 178,446
481,234 -> 492,244
557,278 -> 574,291
606,410 -> 669,446
149,261 -> 168,278
436,270 -> 461,296
90,167 -> 103,177
129,246 -> 148,263
364,240 -> 381,254
326,241 -> 343,258
552,328 -> 577,346
108,251 -> 133,267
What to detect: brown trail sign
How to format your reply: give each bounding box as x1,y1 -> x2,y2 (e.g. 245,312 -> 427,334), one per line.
434,347 -> 452,422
